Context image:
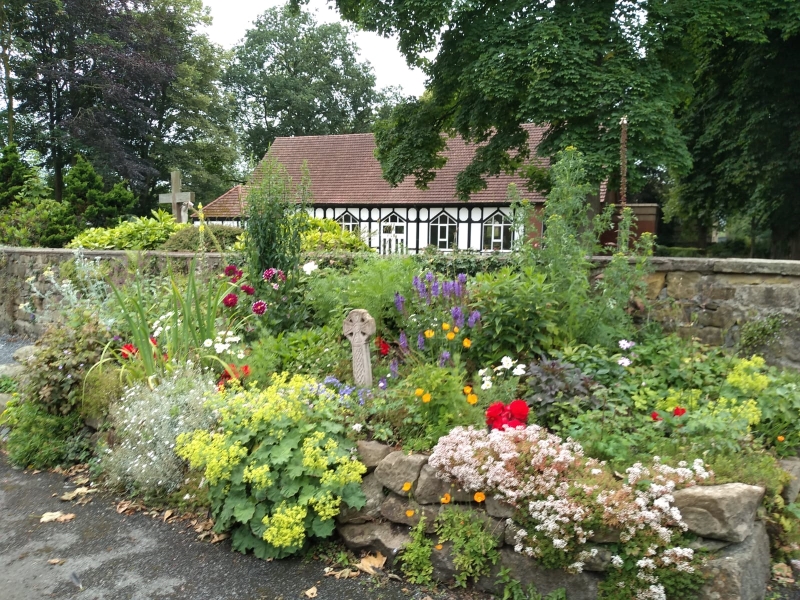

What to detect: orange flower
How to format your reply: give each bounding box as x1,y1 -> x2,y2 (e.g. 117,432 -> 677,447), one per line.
442,323 -> 450,331
462,338 -> 472,349
453,326 -> 460,333
467,393 -> 478,405
440,493 -> 451,504
402,481 -> 412,492
474,492 -> 486,503
405,509 -> 415,518
424,329 -> 435,339
446,332 -> 455,341
463,385 -> 473,395
435,544 -> 443,550
777,435 -> 786,442
415,388 -> 424,396
422,393 -> 431,403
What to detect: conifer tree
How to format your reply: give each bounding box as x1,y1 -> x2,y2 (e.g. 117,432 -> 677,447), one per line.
0,143 -> 31,211
63,154 -> 134,227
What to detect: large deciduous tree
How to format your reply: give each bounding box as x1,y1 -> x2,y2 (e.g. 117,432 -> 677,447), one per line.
223,6 -> 384,160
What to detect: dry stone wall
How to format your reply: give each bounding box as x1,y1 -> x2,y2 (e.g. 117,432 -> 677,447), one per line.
347,442 -> 791,600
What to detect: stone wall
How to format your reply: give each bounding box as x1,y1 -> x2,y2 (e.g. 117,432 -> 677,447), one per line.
343,443 -> 800,600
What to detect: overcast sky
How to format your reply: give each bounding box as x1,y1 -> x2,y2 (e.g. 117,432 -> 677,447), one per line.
200,0 -> 428,97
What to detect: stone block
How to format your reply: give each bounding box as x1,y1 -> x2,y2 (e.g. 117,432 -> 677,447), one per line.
485,497 -> 515,519
337,472 -> 385,524
337,522 -> 410,565
476,548 -> 602,600
696,307 -> 734,329
646,272 -> 666,300
672,483 -> 764,543
698,521 -> 770,600
678,326 -> 724,346
374,451 -> 428,495
11,344 -> 36,364
667,272 -> 703,299
582,545 -> 613,572
356,440 -> 392,471
686,537 -> 732,552
380,493 -> 439,533
778,457 -> 800,505
0,364 -> 24,379
430,541 -> 458,583
413,464 -> 472,504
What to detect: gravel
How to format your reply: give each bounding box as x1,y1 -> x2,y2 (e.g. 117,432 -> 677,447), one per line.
0,333 -> 33,365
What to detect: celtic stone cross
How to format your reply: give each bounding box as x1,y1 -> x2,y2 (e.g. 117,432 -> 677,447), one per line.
343,309 -> 376,388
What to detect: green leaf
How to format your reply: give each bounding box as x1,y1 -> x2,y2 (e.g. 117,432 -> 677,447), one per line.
310,515 -> 336,538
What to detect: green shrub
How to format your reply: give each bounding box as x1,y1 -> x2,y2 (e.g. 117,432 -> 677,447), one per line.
301,217 -> 370,252
80,367 -> 123,421
398,517 -> 434,584
248,327 -> 351,384
435,507 -> 500,587
0,375 -> 17,394
1,398 -> 90,468
67,210 -> 188,250
160,224 -> 243,252
176,374 -> 366,560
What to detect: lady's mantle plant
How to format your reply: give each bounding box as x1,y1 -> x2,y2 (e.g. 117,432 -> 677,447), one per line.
177,374 -> 367,559
429,425 -> 711,600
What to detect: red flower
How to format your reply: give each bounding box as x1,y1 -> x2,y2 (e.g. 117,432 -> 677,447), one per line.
486,402 -> 504,421
230,271 -> 242,283
672,406 -> 686,417
223,293 -> 238,308
376,337 -> 390,356
224,264 -> 238,276
219,363 -> 250,386
651,411 -> 663,422
509,400 -> 529,421
241,365 -> 251,377
241,284 -> 255,296
120,343 -> 138,359
149,337 -> 158,346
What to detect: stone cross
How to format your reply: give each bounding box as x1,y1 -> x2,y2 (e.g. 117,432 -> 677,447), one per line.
343,309 -> 376,388
157,170 -> 195,224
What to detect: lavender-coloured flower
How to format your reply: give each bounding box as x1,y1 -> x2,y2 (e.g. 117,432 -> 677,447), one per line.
425,271 -> 435,282
323,376 -> 340,385
399,331 -> 409,351
413,275 -> 426,299
438,351 -> 451,367
431,281 -> 440,297
378,377 -> 387,389
339,385 -> 355,396
467,310 -> 481,328
451,306 -> 465,328
417,332 -> 425,350
390,359 -> 399,378
457,273 -> 467,285
394,292 -> 405,313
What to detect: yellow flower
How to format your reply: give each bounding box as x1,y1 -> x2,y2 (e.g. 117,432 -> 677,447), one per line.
424,329 -> 435,339
467,393 -> 478,405
453,326 -> 460,333
442,323 -> 450,331
474,492 -> 486,503
463,386 -> 473,395
435,544 -> 443,550
778,435 -> 785,442
446,332 -> 455,341
402,481 -> 412,492
462,338 -> 472,349
405,509 -> 415,518
422,393 -> 431,403
415,388 -> 424,397
440,493 -> 451,504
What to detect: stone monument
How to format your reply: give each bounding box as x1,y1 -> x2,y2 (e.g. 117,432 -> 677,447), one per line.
343,309 -> 376,388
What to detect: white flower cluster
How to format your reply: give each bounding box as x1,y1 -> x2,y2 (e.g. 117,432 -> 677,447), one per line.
202,330 -> 244,357
477,357 -> 527,390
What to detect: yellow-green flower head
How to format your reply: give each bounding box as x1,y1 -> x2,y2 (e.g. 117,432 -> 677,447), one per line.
262,502 -> 307,548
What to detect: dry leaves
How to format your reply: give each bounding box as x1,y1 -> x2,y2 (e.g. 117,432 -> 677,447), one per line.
60,487 -> 95,502
40,511 -> 75,523
115,500 -> 145,515
773,563 -> 795,585
354,552 -> 386,576
324,567 -> 359,579
47,558 -> 66,565
303,586 -> 318,598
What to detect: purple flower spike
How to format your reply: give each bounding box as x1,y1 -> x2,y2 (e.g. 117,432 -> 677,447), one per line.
467,310 -> 481,328
390,359 -> 399,378
451,306 -> 464,328
399,331 -> 409,351
417,332 -> 425,350
425,271 -> 435,283
454,281 -> 463,298
457,273 -> 467,285
394,292 -> 405,313
431,281 -> 440,297
378,377 -> 388,389
438,351 -> 451,367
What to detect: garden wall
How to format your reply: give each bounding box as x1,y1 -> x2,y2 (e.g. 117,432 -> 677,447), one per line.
348,442 -> 800,600
1,247 -> 799,369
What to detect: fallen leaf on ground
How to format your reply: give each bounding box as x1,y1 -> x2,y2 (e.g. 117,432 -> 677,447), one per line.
72,475 -> 90,486
386,573 -> 402,582
210,533 -> 228,543
40,512 -> 75,523
324,568 -> 358,579
47,558 -> 65,565
60,487 -> 94,502
303,586 -> 318,598
354,552 -> 386,575
421,596 -> 433,600
115,501 -> 131,514
32,470 -> 41,475
162,509 -> 173,522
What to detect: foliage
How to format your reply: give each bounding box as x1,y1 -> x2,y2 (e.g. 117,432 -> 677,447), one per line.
0,177 -> 77,247
244,158 -> 310,279
0,398 -> 90,468
0,374 -> 18,393
80,367 -> 123,422
524,359 -> 602,430
495,568 -> 566,600
248,327 -> 351,384
738,314 -> 786,356
99,365 -> 215,498
63,154 -> 135,228
398,516 -> 434,585
0,142 -> 31,210
223,5 -> 385,159
67,210 -> 188,250
22,315 -> 112,416
160,224 -> 243,252
301,217 -> 370,252
435,507 -> 500,587
176,374 -> 367,559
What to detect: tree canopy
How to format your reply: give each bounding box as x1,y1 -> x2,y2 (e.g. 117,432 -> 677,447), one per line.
223,5 -> 388,160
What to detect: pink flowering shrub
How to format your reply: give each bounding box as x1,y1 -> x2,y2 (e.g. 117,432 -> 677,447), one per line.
429,425 -> 712,599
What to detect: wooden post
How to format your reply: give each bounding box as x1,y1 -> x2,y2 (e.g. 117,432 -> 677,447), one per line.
170,170 -> 181,222
619,116 -> 628,207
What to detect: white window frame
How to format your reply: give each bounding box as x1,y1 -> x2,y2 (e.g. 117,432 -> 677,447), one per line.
429,212 -> 458,250
380,213 -> 406,255
336,212 -> 359,233
482,213 -> 513,252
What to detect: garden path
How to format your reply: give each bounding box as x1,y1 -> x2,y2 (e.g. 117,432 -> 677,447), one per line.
0,457 -> 451,600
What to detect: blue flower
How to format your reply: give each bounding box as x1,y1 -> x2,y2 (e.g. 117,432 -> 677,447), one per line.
467,310 -> 481,328
394,292 -> 405,313
378,377 -> 387,389
417,333 -> 425,350
438,351 -> 451,367
399,331 -> 409,351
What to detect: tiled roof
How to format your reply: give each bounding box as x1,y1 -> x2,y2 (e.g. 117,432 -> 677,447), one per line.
202,185 -> 243,218
203,124 -> 548,217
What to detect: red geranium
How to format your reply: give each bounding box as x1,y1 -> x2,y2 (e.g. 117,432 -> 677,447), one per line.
486,400 -> 529,431
218,364 -> 251,386
376,337 -> 390,357
672,406 -> 687,417
651,411 -> 663,422
120,343 -> 138,359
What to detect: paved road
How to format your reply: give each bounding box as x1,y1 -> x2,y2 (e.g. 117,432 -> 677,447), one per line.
0,457 -> 440,600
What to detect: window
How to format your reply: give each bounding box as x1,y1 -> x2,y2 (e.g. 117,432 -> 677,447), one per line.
482,213 -> 513,251
381,213 -> 406,254
336,212 -> 359,233
429,213 -> 457,250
